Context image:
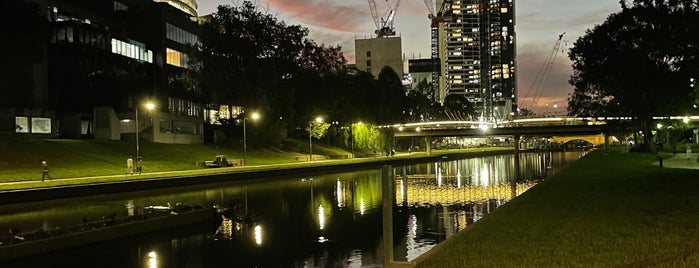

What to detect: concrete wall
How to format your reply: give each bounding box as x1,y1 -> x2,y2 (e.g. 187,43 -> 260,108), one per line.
355,37 -> 403,79
150,111 -> 204,144
93,107 -> 120,140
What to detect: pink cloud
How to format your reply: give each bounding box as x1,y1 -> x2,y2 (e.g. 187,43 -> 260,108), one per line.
265,0 -> 371,33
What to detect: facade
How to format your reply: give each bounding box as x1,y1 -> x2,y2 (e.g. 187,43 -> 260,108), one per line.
407,58 -> 439,100
4,0 -> 205,144
354,37 -> 404,79
153,0 -> 197,16
435,0 -> 516,121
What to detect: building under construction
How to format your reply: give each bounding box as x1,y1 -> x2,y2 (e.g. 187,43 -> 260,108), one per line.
428,0 -> 517,121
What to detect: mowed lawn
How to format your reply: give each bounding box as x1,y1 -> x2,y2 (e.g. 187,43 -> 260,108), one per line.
0,137 -> 330,183
416,149 -> 699,267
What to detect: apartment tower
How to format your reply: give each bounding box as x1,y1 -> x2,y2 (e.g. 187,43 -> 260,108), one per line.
434,0 -> 516,121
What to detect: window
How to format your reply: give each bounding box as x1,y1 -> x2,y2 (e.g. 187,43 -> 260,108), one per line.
113,1 -> 128,11
166,23 -> 199,45
366,51 -> 371,57
166,48 -> 190,67
366,60 -> 371,67
111,38 -> 152,63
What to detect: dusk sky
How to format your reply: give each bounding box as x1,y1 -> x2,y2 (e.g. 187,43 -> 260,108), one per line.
197,0 -> 621,114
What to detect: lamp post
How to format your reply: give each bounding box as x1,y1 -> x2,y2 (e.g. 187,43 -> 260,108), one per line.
309,116 -> 323,161
243,112 -> 260,166
135,101 -> 155,159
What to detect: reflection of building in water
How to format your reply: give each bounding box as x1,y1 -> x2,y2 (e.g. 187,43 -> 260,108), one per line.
395,176 -> 535,205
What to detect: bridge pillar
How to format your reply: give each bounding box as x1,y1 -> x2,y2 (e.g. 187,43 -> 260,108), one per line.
425,136 -> 432,156
513,134 -> 521,198
381,165 -> 394,267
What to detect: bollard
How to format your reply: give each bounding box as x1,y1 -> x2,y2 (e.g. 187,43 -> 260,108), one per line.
658,157 -> 663,168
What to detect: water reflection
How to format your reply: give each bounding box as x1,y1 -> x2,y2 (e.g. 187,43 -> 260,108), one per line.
0,151 -> 586,267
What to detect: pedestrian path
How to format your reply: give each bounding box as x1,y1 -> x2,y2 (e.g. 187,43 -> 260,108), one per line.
657,154 -> 699,169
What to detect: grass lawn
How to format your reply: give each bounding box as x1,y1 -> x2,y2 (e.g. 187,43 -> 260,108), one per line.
416,149 -> 699,267
0,137 -> 335,183
0,135 -> 512,192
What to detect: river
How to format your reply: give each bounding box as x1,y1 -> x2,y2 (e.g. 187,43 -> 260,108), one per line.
0,151 -> 586,267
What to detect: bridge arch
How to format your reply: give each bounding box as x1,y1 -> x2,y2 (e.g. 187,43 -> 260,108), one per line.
549,134 -> 608,146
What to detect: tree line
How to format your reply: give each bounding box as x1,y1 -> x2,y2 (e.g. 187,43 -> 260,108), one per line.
568,0 -> 699,149
185,1 -> 474,150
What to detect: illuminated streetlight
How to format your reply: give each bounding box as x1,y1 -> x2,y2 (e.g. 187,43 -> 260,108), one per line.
136,101 -> 155,160
243,111 -> 260,166
309,116 -> 323,161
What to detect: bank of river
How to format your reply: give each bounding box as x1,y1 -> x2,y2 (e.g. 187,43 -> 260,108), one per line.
0,149 -> 513,205
0,151 -> 584,266
415,150 -> 699,268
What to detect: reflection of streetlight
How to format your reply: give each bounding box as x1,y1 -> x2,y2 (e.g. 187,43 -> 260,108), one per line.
136,101 -> 155,159
309,116 -> 323,161
243,111 -> 260,166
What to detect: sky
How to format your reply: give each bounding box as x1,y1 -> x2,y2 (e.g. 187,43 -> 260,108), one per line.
196,0 -> 621,114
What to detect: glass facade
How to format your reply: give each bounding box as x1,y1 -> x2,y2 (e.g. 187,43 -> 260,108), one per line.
166,23 -> 199,45
168,97 -> 201,117
112,39 -> 153,63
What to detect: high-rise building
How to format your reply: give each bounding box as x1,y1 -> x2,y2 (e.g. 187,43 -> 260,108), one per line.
153,0 -> 197,16
434,0 -> 516,121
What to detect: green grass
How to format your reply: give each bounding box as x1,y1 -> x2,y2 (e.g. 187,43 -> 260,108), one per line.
0,135 -> 512,191
416,149 -> 699,267
0,137 -> 309,183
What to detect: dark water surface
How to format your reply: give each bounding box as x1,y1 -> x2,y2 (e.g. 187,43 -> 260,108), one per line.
0,151 -> 586,267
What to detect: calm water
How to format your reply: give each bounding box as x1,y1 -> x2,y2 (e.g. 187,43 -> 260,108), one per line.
0,151 -> 586,267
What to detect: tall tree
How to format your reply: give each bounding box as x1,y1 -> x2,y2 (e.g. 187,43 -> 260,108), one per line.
568,0 -> 699,146
376,66 -> 407,123
188,1 -> 347,145
0,0 -> 50,108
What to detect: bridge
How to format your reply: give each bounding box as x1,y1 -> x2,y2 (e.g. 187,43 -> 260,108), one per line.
391,116 -> 699,154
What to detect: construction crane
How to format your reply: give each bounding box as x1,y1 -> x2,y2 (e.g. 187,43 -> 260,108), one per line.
424,0 -> 453,26
521,33 -> 567,112
423,0 -> 454,102
368,0 -> 401,38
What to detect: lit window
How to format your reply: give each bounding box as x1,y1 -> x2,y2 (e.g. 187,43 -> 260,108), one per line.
166,48 -> 182,67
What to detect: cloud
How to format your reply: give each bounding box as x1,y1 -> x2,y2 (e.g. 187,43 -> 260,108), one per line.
264,0 -> 371,33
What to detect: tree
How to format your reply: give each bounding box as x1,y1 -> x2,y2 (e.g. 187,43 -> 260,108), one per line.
306,119 -> 330,141
188,1 -> 348,146
376,66 -> 407,123
0,0 -> 50,108
568,0 -> 699,147
517,108 -> 535,117
443,94 -> 476,121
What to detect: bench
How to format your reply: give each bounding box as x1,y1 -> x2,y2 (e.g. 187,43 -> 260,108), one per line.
203,155 -> 242,168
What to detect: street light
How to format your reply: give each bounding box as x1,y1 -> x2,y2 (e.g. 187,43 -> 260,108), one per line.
243,111 -> 260,166
309,116 -> 323,161
136,101 -> 155,159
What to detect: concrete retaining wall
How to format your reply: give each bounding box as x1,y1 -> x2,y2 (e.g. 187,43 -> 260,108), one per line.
0,208 -> 216,261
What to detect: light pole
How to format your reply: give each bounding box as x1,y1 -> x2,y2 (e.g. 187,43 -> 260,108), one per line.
135,101 -> 155,159
243,111 -> 260,166
309,116 -> 323,161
